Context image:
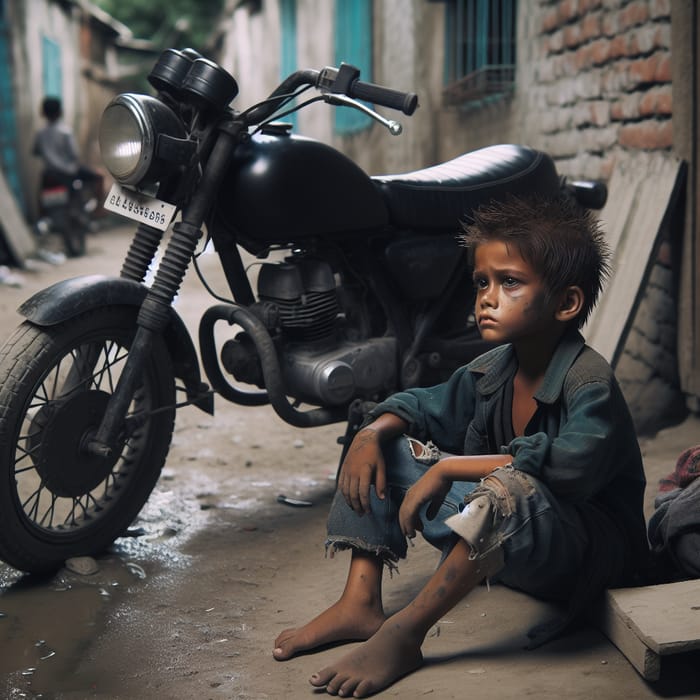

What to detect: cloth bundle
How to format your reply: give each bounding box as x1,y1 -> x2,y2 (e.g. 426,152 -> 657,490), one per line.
648,445 -> 700,578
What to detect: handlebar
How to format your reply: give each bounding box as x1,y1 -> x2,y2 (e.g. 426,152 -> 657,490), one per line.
350,81 -> 419,116
242,63 -> 418,126
317,64 -> 418,116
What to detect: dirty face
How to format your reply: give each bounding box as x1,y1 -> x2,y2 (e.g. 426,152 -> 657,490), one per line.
472,240 -> 557,344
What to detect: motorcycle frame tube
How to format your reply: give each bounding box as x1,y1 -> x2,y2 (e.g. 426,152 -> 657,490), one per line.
205,209 -> 255,306
200,304 -> 346,427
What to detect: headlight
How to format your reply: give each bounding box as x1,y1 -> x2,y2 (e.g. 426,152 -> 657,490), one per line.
98,94 -> 186,187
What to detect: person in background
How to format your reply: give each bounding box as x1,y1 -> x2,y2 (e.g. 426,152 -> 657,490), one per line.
33,96 -> 104,207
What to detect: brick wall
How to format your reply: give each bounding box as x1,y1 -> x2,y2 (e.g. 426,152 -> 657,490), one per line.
614,236 -> 687,434
537,0 -> 684,434
537,0 -> 672,181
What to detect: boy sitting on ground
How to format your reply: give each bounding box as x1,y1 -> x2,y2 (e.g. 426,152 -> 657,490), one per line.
273,195 -> 649,698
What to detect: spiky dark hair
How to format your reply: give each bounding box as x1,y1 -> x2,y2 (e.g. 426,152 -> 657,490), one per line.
460,194 -> 610,328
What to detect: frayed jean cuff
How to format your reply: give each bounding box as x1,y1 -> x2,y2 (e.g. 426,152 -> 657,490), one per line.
325,486 -> 408,572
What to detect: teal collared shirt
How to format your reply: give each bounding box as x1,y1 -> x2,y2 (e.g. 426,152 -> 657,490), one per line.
371,327 -> 648,578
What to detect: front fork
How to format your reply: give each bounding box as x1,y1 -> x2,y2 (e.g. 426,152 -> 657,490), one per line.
87,126 -> 240,458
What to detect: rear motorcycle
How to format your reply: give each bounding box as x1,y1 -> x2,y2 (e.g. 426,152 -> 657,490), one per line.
0,48 -> 606,573
36,171 -> 96,258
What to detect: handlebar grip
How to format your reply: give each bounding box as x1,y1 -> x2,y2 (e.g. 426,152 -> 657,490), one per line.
567,180 -> 608,210
350,80 -> 419,116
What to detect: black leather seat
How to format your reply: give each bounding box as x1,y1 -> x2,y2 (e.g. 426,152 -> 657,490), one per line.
372,144 -> 560,230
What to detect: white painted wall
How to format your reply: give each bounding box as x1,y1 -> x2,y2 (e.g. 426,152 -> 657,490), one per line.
216,0 -> 447,176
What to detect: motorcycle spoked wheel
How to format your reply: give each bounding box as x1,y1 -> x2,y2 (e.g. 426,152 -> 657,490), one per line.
0,306 -> 176,574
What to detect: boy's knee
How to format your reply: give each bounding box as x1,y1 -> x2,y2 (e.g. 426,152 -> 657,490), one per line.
444,491 -> 503,569
480,466 -> 536,515
381,436 -> 441,485
444,467 -> 536,570
405,437 -> 440,464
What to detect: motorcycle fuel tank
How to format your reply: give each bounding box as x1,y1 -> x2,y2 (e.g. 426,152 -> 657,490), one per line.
216,129 -> 389,245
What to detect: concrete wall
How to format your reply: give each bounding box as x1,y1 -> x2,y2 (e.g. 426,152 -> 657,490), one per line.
217,0 -> 445,174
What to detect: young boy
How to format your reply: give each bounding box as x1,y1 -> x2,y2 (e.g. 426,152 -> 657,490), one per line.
33,96 -> 104,195
273,195 -> 649,697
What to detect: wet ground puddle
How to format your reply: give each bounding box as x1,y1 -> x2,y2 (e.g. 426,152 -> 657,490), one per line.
0,552 -> 154,698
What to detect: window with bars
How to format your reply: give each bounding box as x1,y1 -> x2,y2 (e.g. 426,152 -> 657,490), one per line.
443,0 -> 517,106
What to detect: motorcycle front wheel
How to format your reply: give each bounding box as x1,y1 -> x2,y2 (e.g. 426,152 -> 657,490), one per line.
0,306 -> 176,573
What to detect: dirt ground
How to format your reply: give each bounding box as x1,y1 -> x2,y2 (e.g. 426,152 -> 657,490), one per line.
0,226 -> 699,700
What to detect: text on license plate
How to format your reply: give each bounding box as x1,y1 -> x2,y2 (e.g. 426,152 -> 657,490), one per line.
104,183 -> 177,232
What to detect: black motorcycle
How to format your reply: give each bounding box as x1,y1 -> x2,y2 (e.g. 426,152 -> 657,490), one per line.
0,49 -> 606,573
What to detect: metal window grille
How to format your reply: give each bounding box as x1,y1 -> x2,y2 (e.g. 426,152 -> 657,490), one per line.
444,0 -> 516,106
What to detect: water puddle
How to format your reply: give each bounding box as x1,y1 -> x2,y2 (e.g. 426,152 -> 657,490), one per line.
0,555 -> 142,698
0,414 -> 336,698
0,479 -> 204,698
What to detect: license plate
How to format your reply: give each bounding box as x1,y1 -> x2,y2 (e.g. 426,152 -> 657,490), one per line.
104,183 -> 176,232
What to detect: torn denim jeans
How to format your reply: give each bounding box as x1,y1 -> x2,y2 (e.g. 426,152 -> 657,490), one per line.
446,465 -> 589,598
327,437 -> 588,599
326,436 -> 475,570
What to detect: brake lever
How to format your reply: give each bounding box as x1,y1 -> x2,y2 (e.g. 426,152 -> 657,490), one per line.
323,93 -> 403,135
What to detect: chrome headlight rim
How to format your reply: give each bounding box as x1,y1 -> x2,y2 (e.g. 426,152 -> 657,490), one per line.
99,93 -> 186,188
99,93 -> 156,186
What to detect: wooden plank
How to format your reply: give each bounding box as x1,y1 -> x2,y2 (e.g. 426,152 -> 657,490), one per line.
583,154 -> 685,366
607,580 -> 700,653
598,599 -> 661,680
0,168 -> 36,266
597,580 -> 700,681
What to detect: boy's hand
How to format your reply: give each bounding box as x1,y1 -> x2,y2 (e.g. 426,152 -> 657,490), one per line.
337,428 -> 387,515
399,462 -> 452,539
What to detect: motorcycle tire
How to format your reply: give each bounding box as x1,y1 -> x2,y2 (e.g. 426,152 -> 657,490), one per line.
0,306 -> 176,573
63,227 -> 87,258
63,212 -> 87,258
49,207 -> 86,258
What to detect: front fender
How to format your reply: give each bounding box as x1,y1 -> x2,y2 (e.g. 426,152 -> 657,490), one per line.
20,275 -> 147,323
18,275 -> 213,414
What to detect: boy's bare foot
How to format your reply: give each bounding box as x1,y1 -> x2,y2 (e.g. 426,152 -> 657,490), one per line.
273,600 -> 385,661
309,618 -> 423,697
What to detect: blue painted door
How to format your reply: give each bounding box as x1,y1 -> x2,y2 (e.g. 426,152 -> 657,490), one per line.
0,3 -> 25,211
279,0 -> 298,128
334,0 -> 373,135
